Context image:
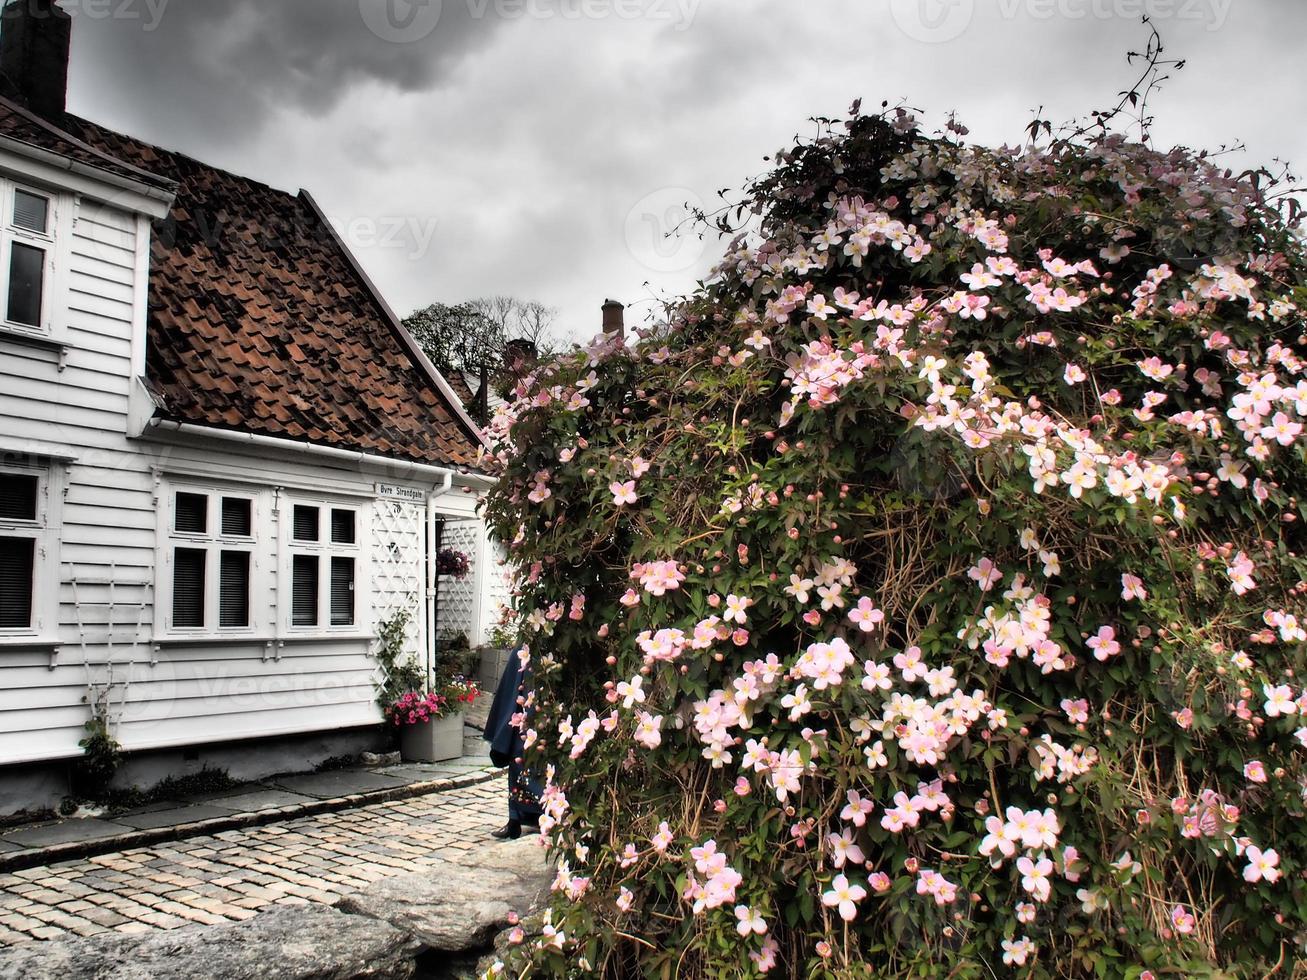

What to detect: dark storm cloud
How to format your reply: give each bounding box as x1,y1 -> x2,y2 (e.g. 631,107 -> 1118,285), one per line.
58,0 -> 1307,343
66,0 -> 506,152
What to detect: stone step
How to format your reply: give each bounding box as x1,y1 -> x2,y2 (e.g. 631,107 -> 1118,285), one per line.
0,903 -> 419,979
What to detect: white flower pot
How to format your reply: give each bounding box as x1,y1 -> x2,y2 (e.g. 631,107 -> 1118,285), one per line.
399,712 -> 465,763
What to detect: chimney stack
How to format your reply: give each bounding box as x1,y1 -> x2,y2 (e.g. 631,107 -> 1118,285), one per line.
0,0 -> 71,121
601,299 -> 624,341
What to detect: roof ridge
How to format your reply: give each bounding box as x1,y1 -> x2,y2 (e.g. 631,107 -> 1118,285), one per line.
61,111 -> 293,199
0,95 -> 173,189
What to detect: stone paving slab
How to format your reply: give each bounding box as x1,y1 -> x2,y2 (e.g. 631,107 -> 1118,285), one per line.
113,805 -> 238,831
0,818 -> 136,849
0,776 -> 508,947
374,764 -> 467,781
269,770 -> 409,799
201,790 -> 318,813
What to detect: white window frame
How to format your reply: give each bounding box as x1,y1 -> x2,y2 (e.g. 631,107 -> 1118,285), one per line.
281,495 -> 370,637
0,458 -> 61,642
0,179 -> 61,339
155,482 -> 269,638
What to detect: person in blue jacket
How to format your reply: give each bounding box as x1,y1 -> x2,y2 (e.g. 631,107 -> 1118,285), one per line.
483,647 -> 543,839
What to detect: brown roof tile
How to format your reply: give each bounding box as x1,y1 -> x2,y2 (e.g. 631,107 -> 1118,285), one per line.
11,108 -> 485,471
0,97 -> 173,190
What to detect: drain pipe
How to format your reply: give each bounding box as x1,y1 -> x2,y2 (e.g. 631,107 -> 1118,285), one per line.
426,472 -> 453,690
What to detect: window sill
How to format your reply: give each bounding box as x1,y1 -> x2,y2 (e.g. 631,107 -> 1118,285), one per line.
150,633 -> 377,663
0,634 -> 59,648
0,635 -> 62,670
0,324 -> 67,369
150,633 -> 377,646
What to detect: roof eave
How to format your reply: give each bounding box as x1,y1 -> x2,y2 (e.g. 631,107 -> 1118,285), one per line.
0,131 -> 175,218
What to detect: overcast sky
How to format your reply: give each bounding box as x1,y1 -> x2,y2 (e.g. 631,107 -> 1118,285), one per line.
63,0 -> 1307,345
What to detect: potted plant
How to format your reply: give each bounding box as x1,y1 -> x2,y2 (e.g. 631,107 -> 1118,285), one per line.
387,676 -> 480,763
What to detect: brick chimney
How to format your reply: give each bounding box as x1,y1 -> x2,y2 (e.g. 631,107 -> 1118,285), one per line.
602,299 -> 624,340
0,0 -> 71,121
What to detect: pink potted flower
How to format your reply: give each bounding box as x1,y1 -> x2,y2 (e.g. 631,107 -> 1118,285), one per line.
387,677 -> 480,763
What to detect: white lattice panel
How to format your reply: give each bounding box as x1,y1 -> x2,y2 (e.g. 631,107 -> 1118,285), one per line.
436,520 -> 481,644
371,498 -> 424,663
482,541 -> 514,637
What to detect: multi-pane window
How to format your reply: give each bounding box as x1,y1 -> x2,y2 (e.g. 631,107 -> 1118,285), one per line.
156,484 -> 368,639
287,502 -> 358,630
0,464 -> 51,633
3,183 -> 55,332
165,488 -> 256,631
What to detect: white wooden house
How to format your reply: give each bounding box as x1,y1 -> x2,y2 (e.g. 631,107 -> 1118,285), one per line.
0,2 -> 505,815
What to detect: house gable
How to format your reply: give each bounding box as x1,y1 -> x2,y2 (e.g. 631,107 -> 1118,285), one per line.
55,117 -> 487,472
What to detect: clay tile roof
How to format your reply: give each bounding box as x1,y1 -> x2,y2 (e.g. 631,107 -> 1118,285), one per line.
0,97 -> 172,190
443,368 -> 476,407
25,110 -> 486,471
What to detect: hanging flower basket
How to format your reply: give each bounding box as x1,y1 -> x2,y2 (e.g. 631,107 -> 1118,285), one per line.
436,547 -> 471,579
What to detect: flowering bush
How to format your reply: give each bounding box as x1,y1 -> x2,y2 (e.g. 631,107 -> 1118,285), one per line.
386,676 -> 479,727
438,547 -> 472,579
480,103 -> 1307,978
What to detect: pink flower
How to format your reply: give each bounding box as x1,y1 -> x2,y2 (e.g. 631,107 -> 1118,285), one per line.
610,480 -> 638,507
1170,904 -> 1195,935
968,557 -> 1003,591
734,904 -> 767,936
1086,626 -> 1120,661
1061,698 -> 1089,724
1063,363 -> 1087,385
1121,573 -> 1147,601
723,594 -> 752,625
848,596 -> 885,632
1243,845 -> 1281,883
821,873 -> 867,921
1244,760 -> 1267,784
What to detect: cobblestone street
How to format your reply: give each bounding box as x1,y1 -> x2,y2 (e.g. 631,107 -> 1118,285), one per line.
0,779 -> 505,947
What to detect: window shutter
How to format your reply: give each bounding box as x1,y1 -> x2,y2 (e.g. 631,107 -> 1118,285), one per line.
293,506 -> 319,542
219,551 -> 250,628
221,498 -> 252,537
175,492 -> 208,534
0,473 -> 38,521
292,554 -> 318,626
330,509 -> 355,545
330,556 -> 354,626
172,548 -> 205,628
6,242 -> 44,327
0,536 -> 34,629
13,191 -> 48,234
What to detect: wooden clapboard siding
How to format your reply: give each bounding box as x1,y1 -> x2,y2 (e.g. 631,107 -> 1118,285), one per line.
0,144 -> 487,773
